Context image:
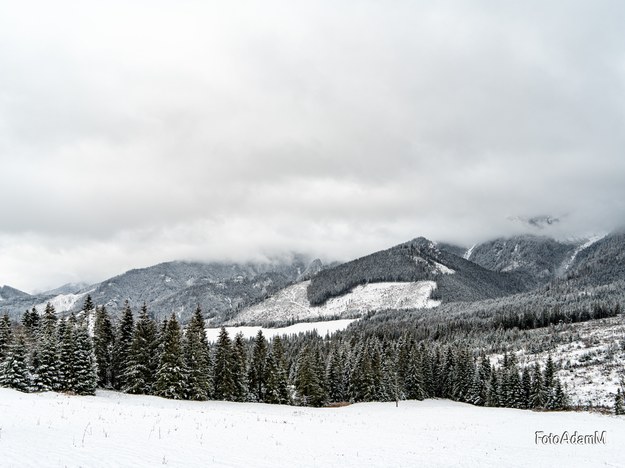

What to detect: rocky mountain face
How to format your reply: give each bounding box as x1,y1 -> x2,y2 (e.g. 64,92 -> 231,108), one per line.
0,285 -> 30,301
463,235 -> 579,287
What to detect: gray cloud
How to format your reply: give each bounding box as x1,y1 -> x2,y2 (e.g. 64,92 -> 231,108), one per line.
1,0 -> 624,291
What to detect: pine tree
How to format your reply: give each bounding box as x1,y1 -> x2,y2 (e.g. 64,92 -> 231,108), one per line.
32,330 -> 59,392
326,347 -> 345,402
213,327 -> 236,400
21,307 -> 40,338
58,317 -> 77,392
154,314 -> 187,400
543,355 -> 556,389
349,342 -> 376,402
295,345 -> 326,407
123,304 -> 159,395
521,366 -> 532,409
486,371 -> 500,407
0,314 -> 13,361
112,301 -> 134,390
615,389 -> 624,415
0,336 -> 31,392
529,363 -> 546,409
73,325 -> 98,395
82,295 -> 95,315
41,303 -> 57,338
248,330 -> 268,402
404,346 -> 425,401
232,332 -> 248,401
183,306 -> 212,400
93,306 -> 115,388
264,336 -> 289,404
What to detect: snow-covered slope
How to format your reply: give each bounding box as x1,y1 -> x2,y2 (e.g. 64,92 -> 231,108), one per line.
205,318 -> 357,342
1,388 -> 622,468
228,280 -> 439,325
36,292 -> 89,314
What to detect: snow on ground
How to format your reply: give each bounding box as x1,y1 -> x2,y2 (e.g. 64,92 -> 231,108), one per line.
434,261 -> 455,274
36,292 -> 88,313
205,319 -> 358,342
491,314 -> 625,407
229,280 -> 439,325
0,388 -> 623,468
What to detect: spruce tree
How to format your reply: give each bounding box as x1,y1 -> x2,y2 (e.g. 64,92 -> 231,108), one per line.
615,389 -> 624,415
0,336 -> 31,392
32,330 -> 59,392
41,303 -> 57,338
58,317 -> 76,392
124,304 -> 159,395
404,346 -> 425,401
296,345 -> 326,407
264,336 -> 289,404
213,327 -> 235,400
232,332 -> 248,401
112,301 -> 134,390
154,314 -> 187,400
0,314 -> 12,361
529,363 -> 546,409
248,330 -> 268,402
93,306 -> 115,388
73,324 -> 98,395
183,306 -> 212,400
543,355 -> 556,390
326,347 -> 345,402
521,367 -> 532,409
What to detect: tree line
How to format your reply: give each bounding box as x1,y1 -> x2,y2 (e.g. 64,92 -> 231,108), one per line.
0,295 -> 580,413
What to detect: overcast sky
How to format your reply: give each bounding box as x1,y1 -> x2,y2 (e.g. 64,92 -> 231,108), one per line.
1,0 -> 624,292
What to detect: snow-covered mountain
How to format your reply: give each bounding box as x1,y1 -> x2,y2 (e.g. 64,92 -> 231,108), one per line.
461,235 -> 579,287
0,285 -> 30,301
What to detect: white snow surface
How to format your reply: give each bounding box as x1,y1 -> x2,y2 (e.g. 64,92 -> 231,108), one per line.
0,388 -> 623,468
229,280 -> 439,325
464,243 -> 476,260
35,292 -> 88,313
434,261 -> 455,274
205,319 -> 357,342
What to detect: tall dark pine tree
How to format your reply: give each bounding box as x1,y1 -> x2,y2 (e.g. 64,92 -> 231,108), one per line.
264,336 -> 290,404
248,330 -> 268,402
0,314 -> 13,361
295,345 -> 326,407
82,295 -> 95,315
0,336 -> 31,392
41,303 -> 57,338
73,324 -> 98,395
232,332 -> 248,401
93,306 -> 115,388
183,306 -> 212,400
615,389 -> 624,416
154,314 -> 187,400
529,363 -> 546,409
32,323 -> 59,392
124,304 -> 159,395
326,347 -> 345,403
21,307 -> 40,339
213,327 -> 235,400
112,301 -> 134,390
58,316 -> 77,392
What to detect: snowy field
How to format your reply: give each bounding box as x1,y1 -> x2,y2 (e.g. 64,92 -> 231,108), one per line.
205,319 -> 358,342
1,389 -> 623,468
229,280 -> 439,325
